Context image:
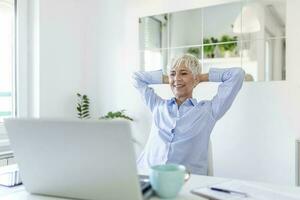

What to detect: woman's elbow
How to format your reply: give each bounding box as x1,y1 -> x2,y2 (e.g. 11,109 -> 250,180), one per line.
232,68 -> 245,82
131,72 -> 141,87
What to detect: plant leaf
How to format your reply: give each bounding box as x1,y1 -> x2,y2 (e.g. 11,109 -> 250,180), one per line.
82,110 -> 89,115
82,104 -> 89,108
76,93 -> 90,120
82,114 -> 90,118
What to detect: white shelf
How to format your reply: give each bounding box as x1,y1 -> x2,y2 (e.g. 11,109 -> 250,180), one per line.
203,57 -> 242,64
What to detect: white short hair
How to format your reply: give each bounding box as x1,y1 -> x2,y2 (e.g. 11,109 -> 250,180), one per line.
167,54 -> 202,76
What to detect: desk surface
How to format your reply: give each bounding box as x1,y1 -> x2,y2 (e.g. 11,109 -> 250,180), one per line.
1,175 -> 300,200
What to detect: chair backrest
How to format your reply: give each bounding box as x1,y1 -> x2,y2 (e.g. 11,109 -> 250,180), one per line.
207,139 -> 214,176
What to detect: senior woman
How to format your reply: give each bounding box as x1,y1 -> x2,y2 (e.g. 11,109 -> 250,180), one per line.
132,54 -> 245,175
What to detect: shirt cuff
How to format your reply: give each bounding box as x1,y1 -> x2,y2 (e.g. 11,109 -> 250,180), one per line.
149,70 -> 163,84
209,68 -> 223,82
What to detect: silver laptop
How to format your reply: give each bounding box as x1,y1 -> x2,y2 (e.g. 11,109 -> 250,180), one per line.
4,118 -> 144,200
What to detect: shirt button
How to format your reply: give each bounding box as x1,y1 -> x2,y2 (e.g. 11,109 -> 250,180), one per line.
171,129 -> 174,133
170,133 -> 175,142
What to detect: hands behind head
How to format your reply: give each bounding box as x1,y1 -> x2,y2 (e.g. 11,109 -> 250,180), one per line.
195,73 -> 209,86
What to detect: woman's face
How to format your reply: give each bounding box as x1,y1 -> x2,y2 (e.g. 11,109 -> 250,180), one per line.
169,63 -> 197,100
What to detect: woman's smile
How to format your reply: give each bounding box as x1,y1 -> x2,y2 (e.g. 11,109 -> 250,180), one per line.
169,64 -> 197,102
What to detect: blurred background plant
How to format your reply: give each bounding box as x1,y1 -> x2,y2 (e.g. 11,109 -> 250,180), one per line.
76,93 -> 133,121
187,47 -> 200,58
203,37 -> 218,58
186,35 -> 238,59
218,35 -> 238,57
76,93 -> 90,119
75,94 -> 139,146
100,110 -> 133,121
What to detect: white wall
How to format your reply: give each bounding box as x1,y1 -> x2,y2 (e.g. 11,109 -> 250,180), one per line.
28,0 -> 127,118
27,0 -> 300,186
286,0 -> 300,84
31,0 -> 84,118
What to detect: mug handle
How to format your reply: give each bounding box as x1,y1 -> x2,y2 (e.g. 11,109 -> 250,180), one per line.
184,170 -> 191,182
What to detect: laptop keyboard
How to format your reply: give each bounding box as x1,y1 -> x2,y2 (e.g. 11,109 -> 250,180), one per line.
139,176 -> 153,199
140,180 -> 150,191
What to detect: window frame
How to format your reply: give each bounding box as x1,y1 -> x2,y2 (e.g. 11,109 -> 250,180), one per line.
0,0 -> 17,136
0,0 -> 29,151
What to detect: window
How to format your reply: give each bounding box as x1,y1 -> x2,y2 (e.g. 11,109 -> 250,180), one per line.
139,15 -> 168,71
139,0 -> 286,81
0,0 -> 15,124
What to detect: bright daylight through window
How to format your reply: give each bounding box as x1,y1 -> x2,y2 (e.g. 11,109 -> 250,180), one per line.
0,0 -> 15,123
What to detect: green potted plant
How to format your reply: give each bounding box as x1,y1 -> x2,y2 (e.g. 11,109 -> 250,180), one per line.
76,93 -> 90,119
76,93 -> 133,121
100,110 -> 133,121
75,93 -> 140,147
203,37 -> 218,58
218,35 -> 238,57
187,47 -> 200,58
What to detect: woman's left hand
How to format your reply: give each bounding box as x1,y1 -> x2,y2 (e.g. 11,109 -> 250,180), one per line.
196,73 -> 209,85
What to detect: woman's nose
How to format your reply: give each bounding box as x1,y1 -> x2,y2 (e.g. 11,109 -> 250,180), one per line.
174,74 -> 181,80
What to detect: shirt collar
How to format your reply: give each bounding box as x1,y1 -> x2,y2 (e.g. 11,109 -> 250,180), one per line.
189,98 -> 197,106
167,97 -> 176,105
167,97 -> 197,106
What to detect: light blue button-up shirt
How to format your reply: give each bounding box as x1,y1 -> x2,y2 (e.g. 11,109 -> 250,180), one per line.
132,68 -> 245,175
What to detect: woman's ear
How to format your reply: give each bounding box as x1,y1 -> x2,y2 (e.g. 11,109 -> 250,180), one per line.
194,75 -> 200,85
193,78 -> 199,88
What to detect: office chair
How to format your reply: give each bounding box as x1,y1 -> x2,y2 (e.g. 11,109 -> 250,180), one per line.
207,139 -> 214,176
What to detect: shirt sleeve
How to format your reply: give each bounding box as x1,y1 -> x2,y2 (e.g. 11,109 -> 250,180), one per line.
132,70 -> 164,112
208,67 -> 245,120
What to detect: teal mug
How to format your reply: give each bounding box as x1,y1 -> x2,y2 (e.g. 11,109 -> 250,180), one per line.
149,164 -> 190,199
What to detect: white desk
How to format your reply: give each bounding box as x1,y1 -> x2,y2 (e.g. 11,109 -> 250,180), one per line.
1,175 -> 300,200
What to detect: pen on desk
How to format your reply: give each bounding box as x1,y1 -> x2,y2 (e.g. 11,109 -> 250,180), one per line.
210,187 -> 248,197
